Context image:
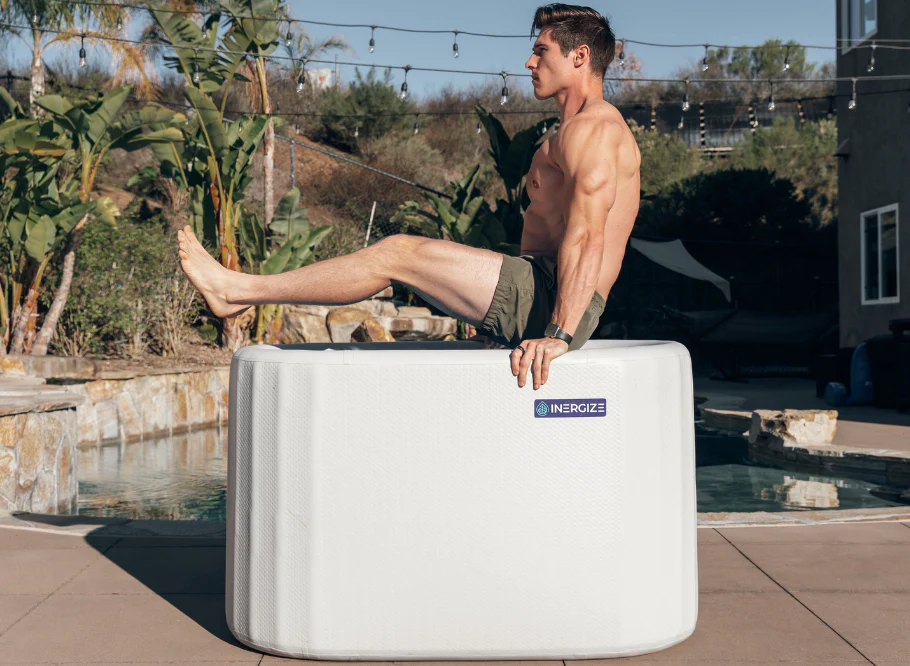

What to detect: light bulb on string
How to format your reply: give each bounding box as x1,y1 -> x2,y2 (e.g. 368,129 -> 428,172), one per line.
476,122 -> 482,134
32,11 -> 37,25
826,96 -> 835,120
400,65 -> 410,100
79,34 -> 86,68
540,121 -> 547,136
295,121 -> 300,135
192,49 -> 200,83
677,116 -> 684,130
453,31 -> 459,58
354,125 -> 359,138
866,42 -> 876,72
767,81 -> 775,111
701,44 -> 709,72
681,78 -> 690,112
617,42 -> 624,67
369,26 -> 376,53
296,59 -> 307,94
782,45 -> 790,71
499,72 -> 509,105
413,114 -> 419,135
848,77 -> 857,110
117,16 -> 123,32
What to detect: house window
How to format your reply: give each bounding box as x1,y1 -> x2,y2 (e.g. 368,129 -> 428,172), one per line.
861,204 -> 899,305
842,0 -> 877,50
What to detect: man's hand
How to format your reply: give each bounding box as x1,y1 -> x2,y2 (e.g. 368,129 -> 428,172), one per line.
511,337 -> 569,390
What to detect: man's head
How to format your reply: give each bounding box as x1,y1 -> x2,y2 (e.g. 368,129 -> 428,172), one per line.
525,4 -> 616,99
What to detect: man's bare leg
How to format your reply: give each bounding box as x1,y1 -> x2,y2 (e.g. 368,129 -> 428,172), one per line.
176,225 -> 504,328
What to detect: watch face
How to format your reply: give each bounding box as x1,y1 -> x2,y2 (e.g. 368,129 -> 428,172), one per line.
544,323 -> 559,336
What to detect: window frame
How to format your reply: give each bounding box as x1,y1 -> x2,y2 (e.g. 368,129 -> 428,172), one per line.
860,202 -> 900,306
840,0 -> 878,54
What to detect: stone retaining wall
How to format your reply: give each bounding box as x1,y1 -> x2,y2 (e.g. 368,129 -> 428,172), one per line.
0,396 -> 80,514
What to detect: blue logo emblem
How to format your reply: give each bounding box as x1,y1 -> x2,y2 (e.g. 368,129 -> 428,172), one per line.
534,398 -> 606,418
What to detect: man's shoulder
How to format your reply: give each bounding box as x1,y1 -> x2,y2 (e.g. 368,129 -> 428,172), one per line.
558,105 -> 626,146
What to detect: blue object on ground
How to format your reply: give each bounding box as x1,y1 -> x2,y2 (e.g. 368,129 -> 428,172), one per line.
823,342 -> 873,406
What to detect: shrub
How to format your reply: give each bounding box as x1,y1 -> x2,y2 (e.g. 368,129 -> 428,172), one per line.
40,201 -> 204,358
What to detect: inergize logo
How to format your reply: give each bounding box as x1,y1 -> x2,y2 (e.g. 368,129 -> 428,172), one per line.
534,398 -> 607,418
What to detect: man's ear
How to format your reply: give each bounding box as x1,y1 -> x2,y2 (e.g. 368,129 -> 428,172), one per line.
574,44 -> 590,69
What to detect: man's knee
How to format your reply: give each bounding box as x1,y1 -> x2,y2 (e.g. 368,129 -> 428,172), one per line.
372,234 -> 423,274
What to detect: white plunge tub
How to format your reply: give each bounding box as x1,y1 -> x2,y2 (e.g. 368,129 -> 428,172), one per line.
226,339 -> 697,660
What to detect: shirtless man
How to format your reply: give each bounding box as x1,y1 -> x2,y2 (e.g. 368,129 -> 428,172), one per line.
176,3 -> 640,391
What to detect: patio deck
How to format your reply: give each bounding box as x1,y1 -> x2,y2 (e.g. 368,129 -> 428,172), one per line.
0,513 -> 908,664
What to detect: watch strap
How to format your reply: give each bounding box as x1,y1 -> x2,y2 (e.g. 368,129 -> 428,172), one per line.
544,323 -> 573,345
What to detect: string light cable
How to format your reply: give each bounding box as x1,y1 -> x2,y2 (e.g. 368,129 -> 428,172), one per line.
3,19 -> 909,103
35,0 -> 910,55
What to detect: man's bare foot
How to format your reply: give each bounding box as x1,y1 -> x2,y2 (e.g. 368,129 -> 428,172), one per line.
177,225 -> 252,319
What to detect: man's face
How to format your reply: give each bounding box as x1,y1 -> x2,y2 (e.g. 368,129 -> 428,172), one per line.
525,29 -> 576,99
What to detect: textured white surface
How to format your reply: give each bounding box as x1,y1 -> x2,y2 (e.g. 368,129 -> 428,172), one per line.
226,340 -> 697,659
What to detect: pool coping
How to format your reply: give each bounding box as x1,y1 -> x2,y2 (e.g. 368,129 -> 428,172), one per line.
3,506 -> 910,536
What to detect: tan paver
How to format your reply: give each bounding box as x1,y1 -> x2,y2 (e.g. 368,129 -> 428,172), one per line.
578,591 -> 867,663
0,595 -> 43,635
732,542 -> 910,592
697,542 -> 780,593
719,521 -> 910,545
57,546 -> 225,595
0,593 -> 260,663
790,591 -> 910,664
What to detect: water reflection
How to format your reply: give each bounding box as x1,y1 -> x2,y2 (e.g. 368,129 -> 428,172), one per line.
78,426 -> 228,521
76,425 -> 906,520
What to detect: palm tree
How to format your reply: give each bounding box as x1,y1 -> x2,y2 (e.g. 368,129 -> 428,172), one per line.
0,0 -> 160,116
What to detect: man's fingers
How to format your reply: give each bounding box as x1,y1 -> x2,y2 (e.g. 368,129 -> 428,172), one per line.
517,341 -> 536,386
532,345 -> 547,389
541,350 -> 551,386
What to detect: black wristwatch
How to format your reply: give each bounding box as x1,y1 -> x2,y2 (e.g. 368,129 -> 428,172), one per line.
544,322 -> 573,346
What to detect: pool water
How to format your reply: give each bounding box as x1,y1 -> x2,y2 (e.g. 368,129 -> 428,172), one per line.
76,424 -> 908,521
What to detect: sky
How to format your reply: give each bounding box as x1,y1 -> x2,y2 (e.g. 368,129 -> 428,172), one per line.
284,0 -> 836,99
2,0 -> 836,100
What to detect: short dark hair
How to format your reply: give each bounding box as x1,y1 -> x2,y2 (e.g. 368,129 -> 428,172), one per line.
531,4 -> 616,79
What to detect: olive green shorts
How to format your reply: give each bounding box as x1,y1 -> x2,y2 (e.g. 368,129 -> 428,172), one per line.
477,254 -> 606,352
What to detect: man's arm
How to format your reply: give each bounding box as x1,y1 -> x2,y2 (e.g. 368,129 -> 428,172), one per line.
549,118 -> 620,338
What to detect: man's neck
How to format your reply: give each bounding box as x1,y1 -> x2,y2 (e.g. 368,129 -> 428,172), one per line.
554,80 -> 604,124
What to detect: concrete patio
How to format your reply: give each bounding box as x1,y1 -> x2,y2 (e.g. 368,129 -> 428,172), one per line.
1,513 -> 909,664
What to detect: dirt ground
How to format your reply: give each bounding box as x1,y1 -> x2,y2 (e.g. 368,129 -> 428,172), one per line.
88,337 -> 236,373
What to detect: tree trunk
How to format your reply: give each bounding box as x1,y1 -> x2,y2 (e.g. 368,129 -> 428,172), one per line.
30,31 -> 45,119
263,116 -> 275,228
8,284 -> 39,355
31,214 -> 90,356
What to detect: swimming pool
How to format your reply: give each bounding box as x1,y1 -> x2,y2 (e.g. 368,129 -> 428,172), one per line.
76,423 -> 907,520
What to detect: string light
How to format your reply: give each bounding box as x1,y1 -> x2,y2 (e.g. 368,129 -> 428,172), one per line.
295,121 -> 300,134
296,59 -> 306,93
677,115 -> 684,130
540,120 -> 547,135
701,44 -> 709,72
618,42 -> 625,67
848,77 -> 857,109
117,16 -> 123,32
79,34 -> 87,68
192,49 -> 200,83
354,125 -> 359,137
453,31 -> 459,58
681,77 -> 690,111
867,41 -> 876,72
400,65 -> 410,100
500,72 -> 509,105
369,25 -> 375,53
413,113 -> 419,134
783,45 -> 790,71
826,96 -> 835,120
476,121 -> 482,134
